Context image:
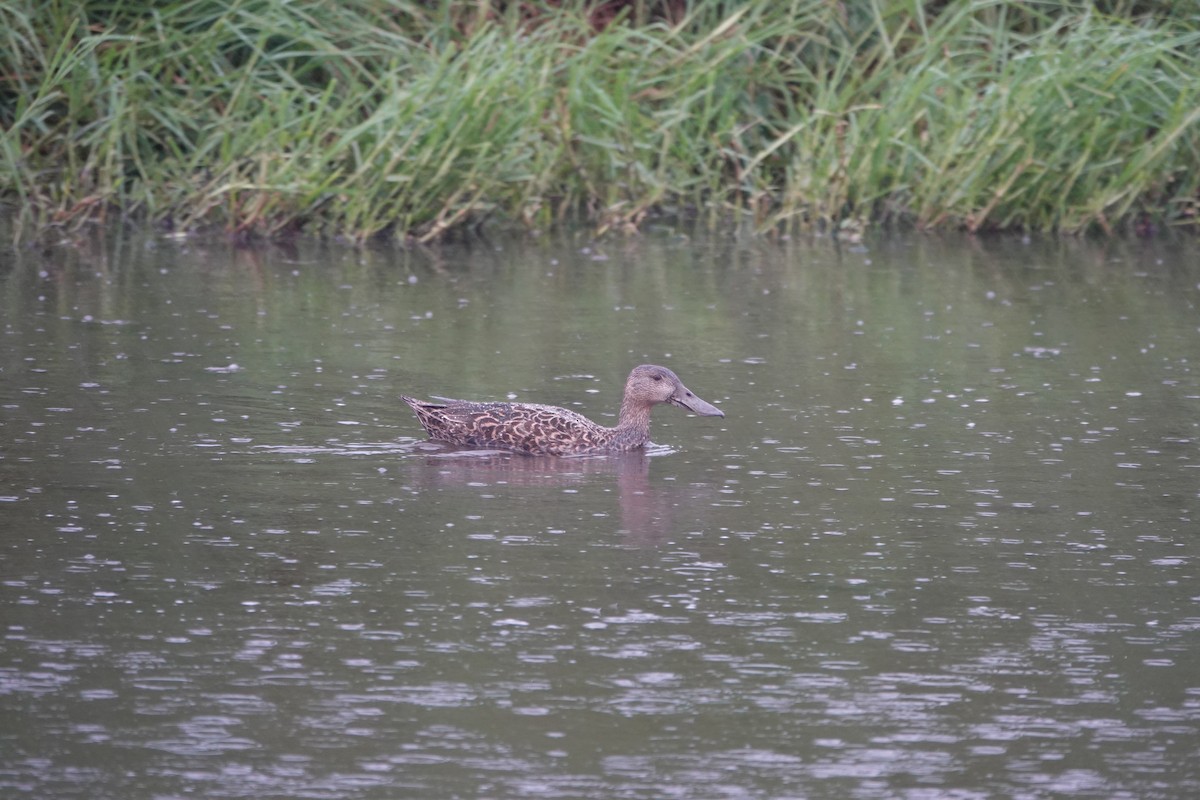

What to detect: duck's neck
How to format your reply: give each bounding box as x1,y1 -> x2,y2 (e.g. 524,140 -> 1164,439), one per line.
610,397 -> 654,449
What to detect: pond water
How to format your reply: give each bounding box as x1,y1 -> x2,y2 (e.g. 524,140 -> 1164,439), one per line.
1,227 -> 1198,799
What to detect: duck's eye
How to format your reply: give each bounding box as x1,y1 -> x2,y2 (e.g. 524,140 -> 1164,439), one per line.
651,375 -> 663,381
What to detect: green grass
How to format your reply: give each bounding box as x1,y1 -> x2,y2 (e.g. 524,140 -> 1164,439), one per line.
1,0 -> 1198,243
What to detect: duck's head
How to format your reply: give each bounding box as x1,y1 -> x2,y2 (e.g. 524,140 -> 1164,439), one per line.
626,364 -> 724,417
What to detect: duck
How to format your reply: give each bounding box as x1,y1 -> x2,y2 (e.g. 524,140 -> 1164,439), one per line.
402,364 -> 724,456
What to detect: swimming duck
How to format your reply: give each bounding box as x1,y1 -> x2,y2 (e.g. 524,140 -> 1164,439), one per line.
402,364 -> 724,456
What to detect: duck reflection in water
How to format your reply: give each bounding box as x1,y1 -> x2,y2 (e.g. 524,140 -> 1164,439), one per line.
404,450 -> 716,546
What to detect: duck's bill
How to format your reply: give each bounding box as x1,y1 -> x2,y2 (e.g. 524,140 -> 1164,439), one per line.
671,388 -> 725,418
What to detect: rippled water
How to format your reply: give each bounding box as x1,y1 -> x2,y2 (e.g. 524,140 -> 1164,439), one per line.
1,230 -> 1198,798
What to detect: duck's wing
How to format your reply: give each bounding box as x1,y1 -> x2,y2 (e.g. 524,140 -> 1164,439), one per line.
403,397 -> 611,455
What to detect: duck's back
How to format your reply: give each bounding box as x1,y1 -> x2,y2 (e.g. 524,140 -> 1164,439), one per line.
402,397 -> 615,456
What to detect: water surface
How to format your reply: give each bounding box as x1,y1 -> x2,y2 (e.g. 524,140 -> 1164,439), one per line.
1,229 -> 1198,799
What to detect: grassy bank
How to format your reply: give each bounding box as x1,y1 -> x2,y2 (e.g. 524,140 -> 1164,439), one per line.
2,0 -> 1198,243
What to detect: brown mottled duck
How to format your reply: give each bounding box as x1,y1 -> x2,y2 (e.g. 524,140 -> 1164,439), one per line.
402,364 -> 724,456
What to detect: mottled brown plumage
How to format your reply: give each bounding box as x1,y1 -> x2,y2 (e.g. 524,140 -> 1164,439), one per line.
402,364 -> 724,456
